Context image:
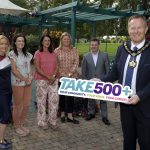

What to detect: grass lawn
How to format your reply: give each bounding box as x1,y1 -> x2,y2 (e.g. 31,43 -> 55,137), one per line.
76,43 -> 122,57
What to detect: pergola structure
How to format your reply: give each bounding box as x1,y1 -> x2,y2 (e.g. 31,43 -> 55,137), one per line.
0,14 -> 54,28
0,0 -> 146,44
37,1 -> 145,45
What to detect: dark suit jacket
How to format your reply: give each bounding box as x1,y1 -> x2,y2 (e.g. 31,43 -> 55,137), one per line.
81,51 -> 109,80
102,40 -> 150,118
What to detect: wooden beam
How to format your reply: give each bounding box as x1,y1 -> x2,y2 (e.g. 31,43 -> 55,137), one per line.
38,1 -> 78,15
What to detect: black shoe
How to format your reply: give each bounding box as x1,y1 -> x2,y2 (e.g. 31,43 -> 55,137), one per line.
86,114 -> 95,121
4,139 -> 11,146
67,117 -> 79,124
0,139 -> 11,149
102,117 -> 110,125
60,117 -> 66,123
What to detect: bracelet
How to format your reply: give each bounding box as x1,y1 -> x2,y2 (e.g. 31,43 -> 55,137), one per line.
53,74 -> 56,78
68,73 -> 71,77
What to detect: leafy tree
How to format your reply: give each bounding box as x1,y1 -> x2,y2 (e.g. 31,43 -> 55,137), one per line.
10,0 -> 28,9
9,0 -> 150,38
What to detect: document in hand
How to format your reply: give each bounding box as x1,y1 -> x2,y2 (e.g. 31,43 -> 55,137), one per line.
0,57 -> 11,70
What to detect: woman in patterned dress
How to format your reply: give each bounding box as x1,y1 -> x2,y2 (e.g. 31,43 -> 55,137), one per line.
55,32 -> 79,124
8,33 -> 32,136
34,34 -> 59,130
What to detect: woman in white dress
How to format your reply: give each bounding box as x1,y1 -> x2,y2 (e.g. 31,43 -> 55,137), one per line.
8,33 -> 32,136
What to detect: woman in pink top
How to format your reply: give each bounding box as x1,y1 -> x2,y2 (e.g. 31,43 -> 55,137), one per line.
34,35 -> 59,130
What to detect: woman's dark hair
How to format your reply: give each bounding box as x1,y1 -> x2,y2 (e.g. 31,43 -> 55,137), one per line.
39,34 -> 53,53
13,33 -> 28,56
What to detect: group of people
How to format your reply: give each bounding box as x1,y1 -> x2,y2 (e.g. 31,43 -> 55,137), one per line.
0,15 -> 150,150
0,32 -> 83,149
0,33 -> 33,149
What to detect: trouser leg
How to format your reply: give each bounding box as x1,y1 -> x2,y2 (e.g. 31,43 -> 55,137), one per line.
100,100 -> 108,118
88,99 -> 95,115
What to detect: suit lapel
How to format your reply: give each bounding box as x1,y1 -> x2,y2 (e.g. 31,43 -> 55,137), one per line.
136,41 -> 149,83
119,49 -> 128,83
89,53 -> 96,68
95,52 -> 101,68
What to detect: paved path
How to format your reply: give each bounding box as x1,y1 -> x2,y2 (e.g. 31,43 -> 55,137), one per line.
4,79 -> 140,150
5,101 -> 125,150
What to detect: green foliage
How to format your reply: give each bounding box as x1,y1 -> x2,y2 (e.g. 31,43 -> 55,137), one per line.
101,36 -> 127,43
77,42 -> 121,66
101,0 -> 114,8
9,0 -> 148,41
21,26 -> 39,36
50,0 -> 72,7
10,0 -> 28,9
76,42 -> 121,56
26,34 -> 39,55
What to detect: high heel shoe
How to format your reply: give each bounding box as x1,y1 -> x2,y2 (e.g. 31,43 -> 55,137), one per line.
60,116 -> 66,123
49,124 -> 59,130
67,117 -> 79,124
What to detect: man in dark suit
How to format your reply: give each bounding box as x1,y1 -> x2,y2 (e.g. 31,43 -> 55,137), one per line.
102,15 -> 150,150
82,38 -> 110,125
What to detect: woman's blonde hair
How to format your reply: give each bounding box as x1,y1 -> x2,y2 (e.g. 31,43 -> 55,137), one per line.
58,32 -> 73,49
0,35 -> 10,46
0,35 -> 10,55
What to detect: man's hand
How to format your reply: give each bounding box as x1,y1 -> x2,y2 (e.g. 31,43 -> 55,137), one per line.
127,95 -> 140,105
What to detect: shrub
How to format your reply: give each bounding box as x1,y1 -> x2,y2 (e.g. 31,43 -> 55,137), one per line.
79,54 -> 83,66
26,34 -> 39,55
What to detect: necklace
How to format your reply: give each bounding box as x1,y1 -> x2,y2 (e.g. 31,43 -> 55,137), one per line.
124,41 -> 150,68
128,60 -> 137,68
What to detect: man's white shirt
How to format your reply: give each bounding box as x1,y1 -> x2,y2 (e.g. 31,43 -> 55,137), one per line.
123,40 -> 145,95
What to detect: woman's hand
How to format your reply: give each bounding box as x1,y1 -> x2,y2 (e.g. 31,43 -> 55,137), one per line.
48,75 -> 56,85
59,71 -> 73,78
59,72 -> 66,77
68,72 -> 72,78
25,77 -> 32,85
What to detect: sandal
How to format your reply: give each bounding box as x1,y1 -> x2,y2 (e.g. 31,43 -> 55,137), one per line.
38,124 -> 49,130
16,128 -> 29,137
20,126 -> 30,134
49,124 -> 58,130
60,116 -> 66,123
